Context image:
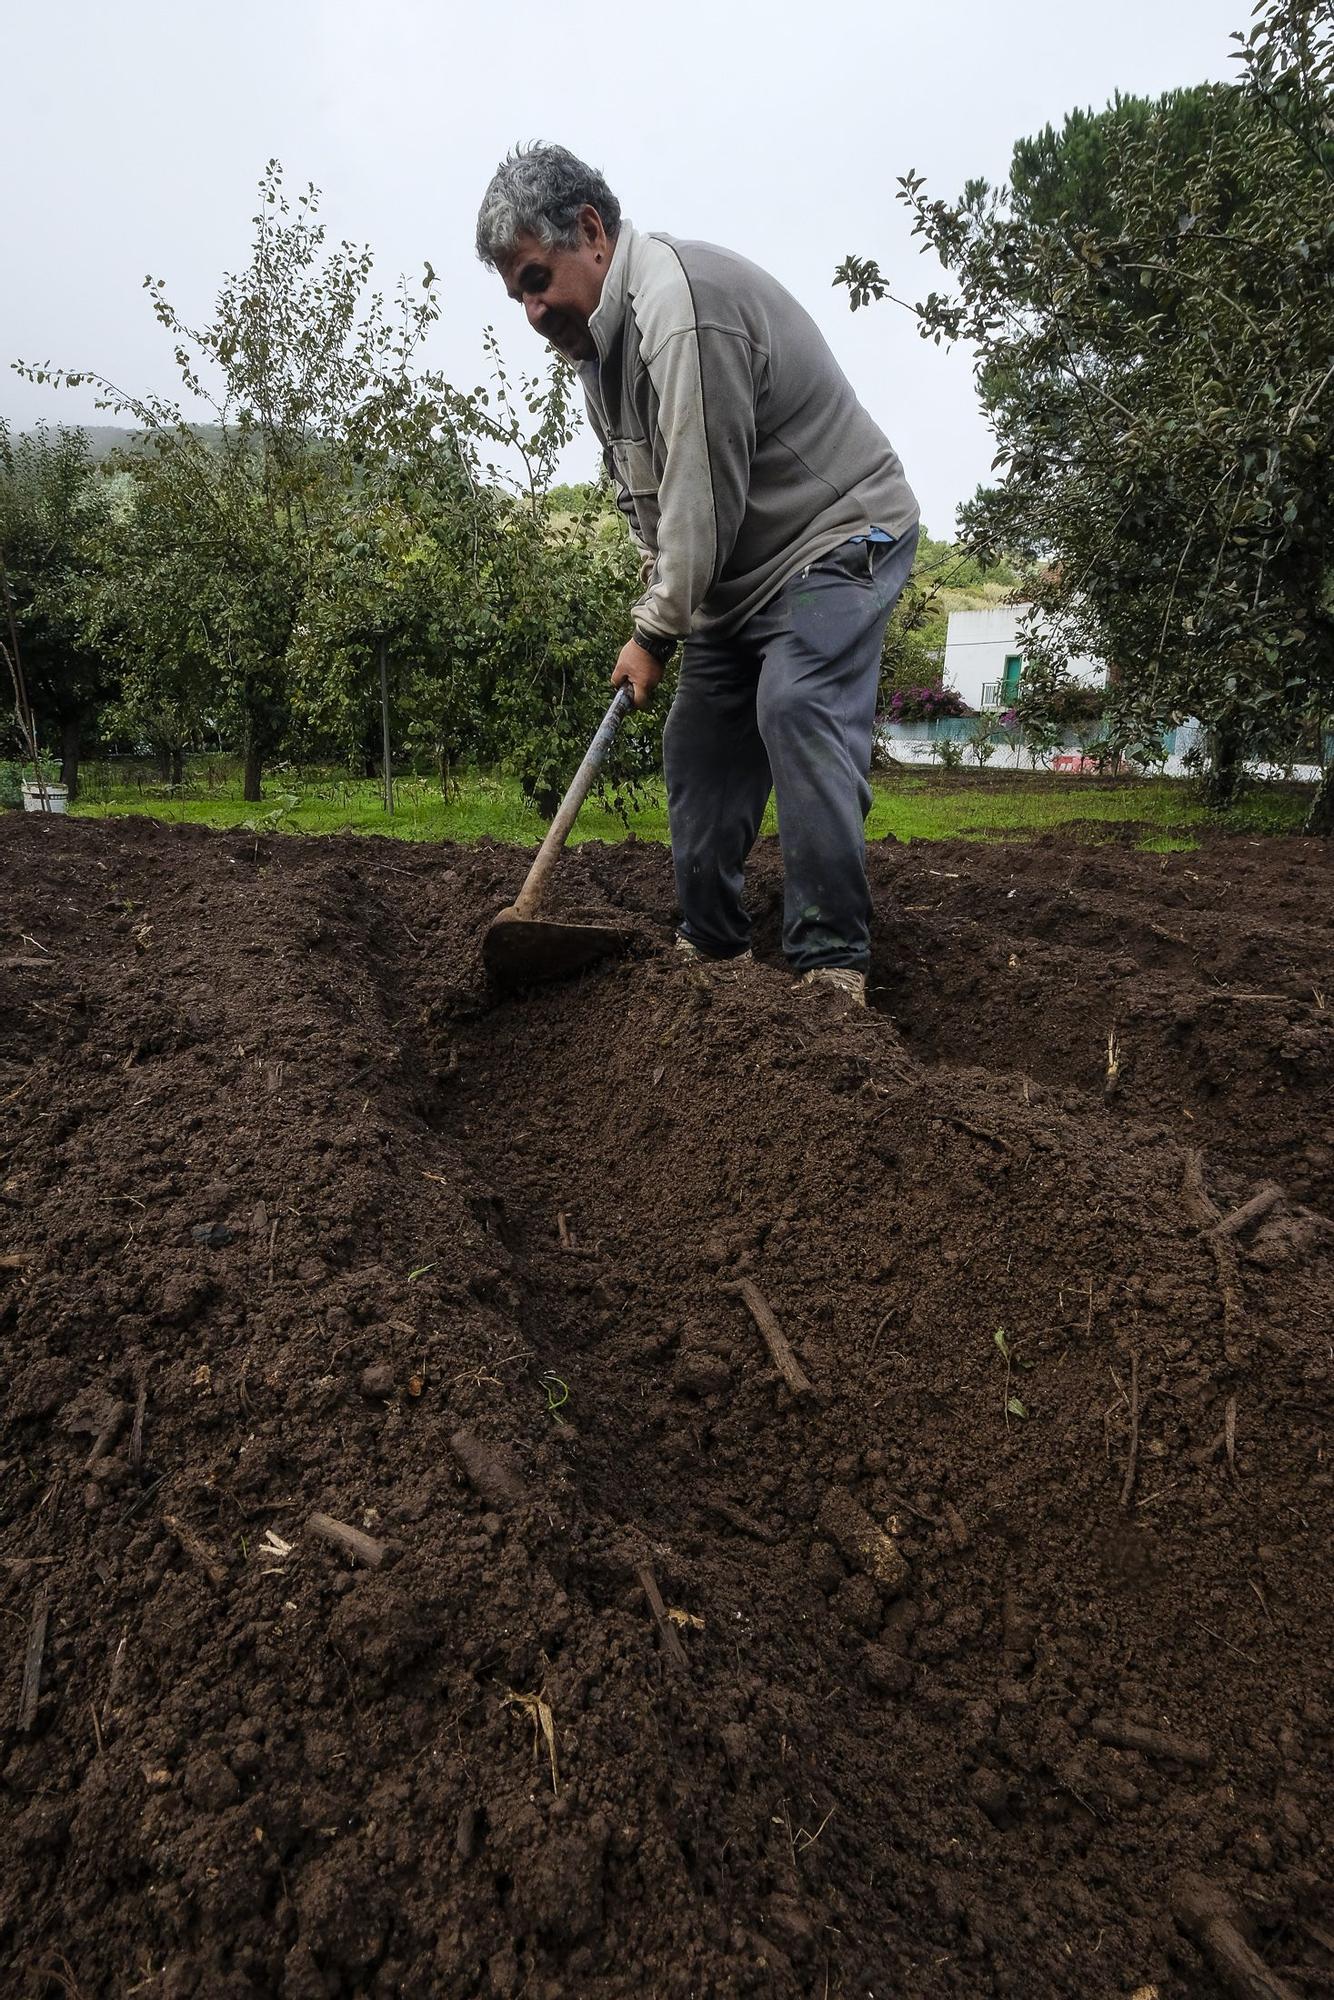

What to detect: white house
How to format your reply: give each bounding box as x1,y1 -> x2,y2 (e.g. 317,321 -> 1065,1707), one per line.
917,608 -> 1321,780
877,602 -> 1114,769
942,605 -> 1105,713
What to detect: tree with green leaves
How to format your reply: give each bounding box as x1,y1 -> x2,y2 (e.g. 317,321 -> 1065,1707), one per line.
0,421 -> 115,796
1009,86 -> 1253,237
453,339 -> 652,815
81,460 -> 218,785
17,161 -> 443,799
17,165 -> 660,813
15,160 -> 682,817
289,472 -> 481,787
839,0 -> 1334,828
283,332 -> 653,811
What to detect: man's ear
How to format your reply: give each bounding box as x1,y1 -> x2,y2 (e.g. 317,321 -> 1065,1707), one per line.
577,204 -> 610,256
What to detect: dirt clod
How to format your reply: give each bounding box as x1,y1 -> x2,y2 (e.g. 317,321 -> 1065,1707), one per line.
359,1361 -> 396,1399
818,1485 -> 910,1596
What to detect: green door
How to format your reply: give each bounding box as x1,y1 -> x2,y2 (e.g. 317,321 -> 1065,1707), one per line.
1001,654 -> 1023,702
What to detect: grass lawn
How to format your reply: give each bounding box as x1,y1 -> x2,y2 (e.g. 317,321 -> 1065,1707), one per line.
64,763 -> 1312,849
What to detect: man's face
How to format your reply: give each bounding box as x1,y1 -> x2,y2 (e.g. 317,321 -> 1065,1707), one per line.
497,206 -> 611,365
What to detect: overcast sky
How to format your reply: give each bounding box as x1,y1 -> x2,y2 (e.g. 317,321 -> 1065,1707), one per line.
4,0 -> 1241,535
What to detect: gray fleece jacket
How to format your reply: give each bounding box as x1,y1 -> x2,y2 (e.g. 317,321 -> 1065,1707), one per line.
579,221 -> 918,642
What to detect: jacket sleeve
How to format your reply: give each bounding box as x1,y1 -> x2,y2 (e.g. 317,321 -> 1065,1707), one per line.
631,326 -> 758,641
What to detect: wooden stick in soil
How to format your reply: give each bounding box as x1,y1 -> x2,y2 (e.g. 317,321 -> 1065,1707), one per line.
102,1632 -> 128,1736
1209,1237 -> 1244,1330
164,1514 -> 228,1591
85,1399 -> 129,1472
1088,1716 -> 1212,1766
1195,1621 -> 1259,1669
1190,1424 -> 1229,1469
307,1511 -> 387,1569
703,1495 -> 775,1544
1182,1147 -> 1223,1228
18,1587 -> 49,1732
636,1563 -> 687,1671
130,1377 -> 148,1477
1119,1351 -> 1141,1510
1211,1183 -> 1284,1240
721,1278 -> 813,1397
1172,1872 -> 1298,2000
939,1110 -> 1013,1157
1182,1149 -> 1244,1330
552,1212 -> 598,1258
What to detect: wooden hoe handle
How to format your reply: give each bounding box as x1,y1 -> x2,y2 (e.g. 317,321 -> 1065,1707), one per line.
510,685 -> 636,920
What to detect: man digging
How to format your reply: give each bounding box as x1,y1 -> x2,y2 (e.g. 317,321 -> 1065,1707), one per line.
476,144 -> 919,1004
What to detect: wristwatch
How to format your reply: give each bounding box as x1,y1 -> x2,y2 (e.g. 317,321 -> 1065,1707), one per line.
632,627 -> 678,666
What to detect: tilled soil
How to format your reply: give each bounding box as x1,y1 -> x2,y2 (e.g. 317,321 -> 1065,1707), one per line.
1,813 -> 1331,1999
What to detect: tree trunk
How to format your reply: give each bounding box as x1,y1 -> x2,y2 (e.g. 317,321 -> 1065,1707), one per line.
1305,763 -> 1334,836
171,745 -> 184,788
242,736 -> 263,803
1201,727 -> 1242,811
59,716 -> 81,800
378,639 -> 393,814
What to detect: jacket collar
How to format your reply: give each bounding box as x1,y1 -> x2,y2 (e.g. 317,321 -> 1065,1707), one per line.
586,220 -> 637,365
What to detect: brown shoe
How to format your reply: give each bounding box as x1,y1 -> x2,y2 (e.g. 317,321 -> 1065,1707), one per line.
675,936 -> 752,964
797,966 -> 867,1006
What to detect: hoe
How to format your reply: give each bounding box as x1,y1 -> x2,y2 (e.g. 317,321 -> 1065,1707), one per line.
483,685 -> 636,987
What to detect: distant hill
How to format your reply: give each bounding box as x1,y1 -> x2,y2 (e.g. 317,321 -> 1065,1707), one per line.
80,426 -> 154,462
85,424 -> 232,462
14,424 -> 228,463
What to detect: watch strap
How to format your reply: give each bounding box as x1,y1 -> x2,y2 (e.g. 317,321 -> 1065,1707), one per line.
632,626 -> 678,666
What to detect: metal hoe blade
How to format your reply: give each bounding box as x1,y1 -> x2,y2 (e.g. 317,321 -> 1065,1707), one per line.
483,906 -> 631,987
481,685 -> 637,990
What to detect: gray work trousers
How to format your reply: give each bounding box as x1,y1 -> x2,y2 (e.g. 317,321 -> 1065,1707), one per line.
663,525 -> 918,972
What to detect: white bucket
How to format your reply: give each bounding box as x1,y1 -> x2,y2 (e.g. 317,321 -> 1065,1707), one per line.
21,781 -> 70,815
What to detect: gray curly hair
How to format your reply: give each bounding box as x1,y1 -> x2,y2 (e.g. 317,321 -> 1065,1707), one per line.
475,143 -> 622,268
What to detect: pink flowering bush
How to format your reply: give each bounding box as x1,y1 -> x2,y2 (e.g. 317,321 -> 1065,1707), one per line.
884,686 -> 969,725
